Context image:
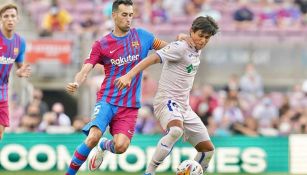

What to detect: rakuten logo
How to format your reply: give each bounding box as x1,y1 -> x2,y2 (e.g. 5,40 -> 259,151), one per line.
111,54 -> 139,66
0,56 -> 15,64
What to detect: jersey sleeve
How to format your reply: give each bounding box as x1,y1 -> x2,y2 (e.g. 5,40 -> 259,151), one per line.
84,40 -> 103,66
136,28 -> 155,50
156,41 -> 185,63
15,37 -> 26,63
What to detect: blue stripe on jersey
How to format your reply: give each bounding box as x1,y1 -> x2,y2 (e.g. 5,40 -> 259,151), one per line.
0,64 -> 4,87
101,42 -> 116,101
0,68 -> 9,101
0,42 -> 11,85
126,31 -> 134,106
126,31 -> 138,107
120,36 -> 131,105
135,72 -> 142,107
117,32 -> 134,106
110,38 -> 127,104
3,85 -> 8,100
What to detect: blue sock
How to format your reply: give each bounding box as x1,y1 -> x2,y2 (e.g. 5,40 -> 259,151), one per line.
66,143 -> 91,175
99,139 -> 116,153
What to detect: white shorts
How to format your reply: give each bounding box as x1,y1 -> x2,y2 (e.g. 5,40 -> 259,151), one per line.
154,99 -> 211,147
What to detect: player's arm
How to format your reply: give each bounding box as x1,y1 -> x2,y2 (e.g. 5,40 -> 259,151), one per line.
15,38 -> 31,78
15,63 -> 31,78
115,53 -> 160,90
66,63 -> 93,94
66,40 -> 101,94
152,38 -> 168,50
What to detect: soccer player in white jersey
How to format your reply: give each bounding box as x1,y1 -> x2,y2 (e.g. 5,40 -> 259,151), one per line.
115,16 -> 219,175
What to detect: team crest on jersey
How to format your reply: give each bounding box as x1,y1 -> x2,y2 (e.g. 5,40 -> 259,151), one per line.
14,48 -> 19,55
131,41 -> 139,48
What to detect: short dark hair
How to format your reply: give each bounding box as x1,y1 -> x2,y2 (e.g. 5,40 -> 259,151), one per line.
112,0 -> 133,12
191,16 -> 219,36
0,3 -> 18,17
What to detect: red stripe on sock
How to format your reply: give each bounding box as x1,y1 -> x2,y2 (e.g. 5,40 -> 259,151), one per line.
69,162 -> 80,171
75,151 -> 87,161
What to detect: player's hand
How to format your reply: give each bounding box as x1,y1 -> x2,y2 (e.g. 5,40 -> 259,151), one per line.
16,64 -> 31,78
66,82 -> 79,94
114,74 -> 132,90
176,33 -> 195,48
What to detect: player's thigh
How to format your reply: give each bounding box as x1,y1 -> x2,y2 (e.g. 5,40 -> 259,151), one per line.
82,101 -> 115,136
184,110 -> 211,147
109,106 -> 138,140
154,99 -> 184,131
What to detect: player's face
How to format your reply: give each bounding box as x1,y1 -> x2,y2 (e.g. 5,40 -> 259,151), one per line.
0,8 -> 18,32
113,4 -> 133,33
190,30 -> 212,50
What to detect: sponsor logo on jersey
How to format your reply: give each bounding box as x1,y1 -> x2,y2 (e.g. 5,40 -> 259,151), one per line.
0,56 -> 15,64
186,64 -> 198,73
110,54 -> 140,66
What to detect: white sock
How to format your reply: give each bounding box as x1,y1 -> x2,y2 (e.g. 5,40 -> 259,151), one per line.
194,150 -> 214,172
145,127 -> 183,174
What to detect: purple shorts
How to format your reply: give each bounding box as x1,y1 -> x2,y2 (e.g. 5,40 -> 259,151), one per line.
0,101 -> 9,127
109,106 -> 138,140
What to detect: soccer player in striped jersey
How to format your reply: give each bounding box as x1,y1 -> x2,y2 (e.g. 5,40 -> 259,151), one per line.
115,16 -> 219,175
65,0 -> 192,174
0,4 -> 31,140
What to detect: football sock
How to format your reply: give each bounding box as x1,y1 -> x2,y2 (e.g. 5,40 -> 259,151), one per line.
194,150 -> 214,171
99,139 -> 116,153
145,127 -> 183,174
66,143 -> 91,175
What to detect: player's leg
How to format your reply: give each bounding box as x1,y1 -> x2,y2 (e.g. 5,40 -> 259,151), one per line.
145,100 -> 184,175
194,140 -> 214,171
89,106 -> 138,170
97,106 -> 138,153
66,101 -> 115,175
0,101 -> 9,140
185,110 -> 214,172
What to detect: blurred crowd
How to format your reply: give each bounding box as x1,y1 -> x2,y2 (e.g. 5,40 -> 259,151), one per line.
8,88 -> 88,134
138,63 -> 307,136
8,63 -> 307,136
19,0 -> 307,38
10,0 -> 307,136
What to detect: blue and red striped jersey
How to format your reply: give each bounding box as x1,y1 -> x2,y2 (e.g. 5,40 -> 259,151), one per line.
0,30 -> 26,102
84,28 -> 155,108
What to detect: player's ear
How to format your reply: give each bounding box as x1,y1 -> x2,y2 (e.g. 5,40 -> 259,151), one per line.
189,29 -> 193,36
112,11 -> 117,20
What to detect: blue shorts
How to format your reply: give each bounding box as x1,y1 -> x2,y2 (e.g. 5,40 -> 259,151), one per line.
82,101 -> 138,139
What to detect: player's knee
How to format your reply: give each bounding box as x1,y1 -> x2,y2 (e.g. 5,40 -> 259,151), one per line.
208,145 -> 215,152
85,130 -> 102,148
196,141 -> 215,152
168,126 -> 183,140
114,142 -> 129,154
85,135 -> 100,148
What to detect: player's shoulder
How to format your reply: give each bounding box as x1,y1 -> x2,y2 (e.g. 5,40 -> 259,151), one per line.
13,33 -> 26,46
135,28 -> 152,35
14,33 -> 25,42
169,40 -> 189,49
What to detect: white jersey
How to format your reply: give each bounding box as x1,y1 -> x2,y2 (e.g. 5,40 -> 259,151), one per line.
154,41 -> 201,110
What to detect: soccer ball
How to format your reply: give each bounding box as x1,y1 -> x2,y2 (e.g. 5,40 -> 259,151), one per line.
176,160 -> 203,175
